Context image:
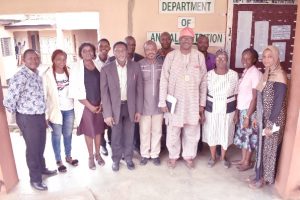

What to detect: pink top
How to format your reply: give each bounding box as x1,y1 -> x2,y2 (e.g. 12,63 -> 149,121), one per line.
237,65 -> 262,110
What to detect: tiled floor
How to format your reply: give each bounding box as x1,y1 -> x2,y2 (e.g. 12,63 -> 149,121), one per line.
0,130 -> 281,200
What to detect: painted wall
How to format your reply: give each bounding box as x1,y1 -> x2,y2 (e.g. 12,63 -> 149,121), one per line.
132,0 -> 228,54
0,0 -> 227,55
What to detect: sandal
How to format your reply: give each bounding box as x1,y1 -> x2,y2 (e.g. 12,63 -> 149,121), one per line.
184,159 -> 195,169
56,161 -> 67,173
89,156 -> 96,170
249,179 -> 264,189
231,160 -> 243,165
167,159 -> 176,169
245,174 -> 256,182
237,164 -> 252,171
95,153 -> 105,166
66,157 -> 79,166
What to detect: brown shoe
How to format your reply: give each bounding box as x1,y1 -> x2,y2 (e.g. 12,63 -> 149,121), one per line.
56,161 -> 67,173
95,153 -> 105,166
167,159 -> 176,169
237,164 -> 252,171
65,157 -> 79,166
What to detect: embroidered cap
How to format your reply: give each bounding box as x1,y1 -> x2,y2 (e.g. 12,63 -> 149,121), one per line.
179,27 -> 195,38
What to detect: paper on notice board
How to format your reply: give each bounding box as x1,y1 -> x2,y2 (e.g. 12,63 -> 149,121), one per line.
271,25 -> 291,40
254,21 -> 269,60
235,11 -> 252,68
272,42 -> 286,62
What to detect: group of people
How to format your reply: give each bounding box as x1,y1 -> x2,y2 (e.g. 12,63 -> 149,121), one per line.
3,27 -> 287,191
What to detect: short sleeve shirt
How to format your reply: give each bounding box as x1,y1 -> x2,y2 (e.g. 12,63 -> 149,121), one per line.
237,66 -> 262,110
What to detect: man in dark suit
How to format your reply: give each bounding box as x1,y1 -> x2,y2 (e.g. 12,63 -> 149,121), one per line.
101,41 -> 143,172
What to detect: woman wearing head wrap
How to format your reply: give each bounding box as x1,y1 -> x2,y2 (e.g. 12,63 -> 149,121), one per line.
202,49 -> 239,169
248,46 -> 288,188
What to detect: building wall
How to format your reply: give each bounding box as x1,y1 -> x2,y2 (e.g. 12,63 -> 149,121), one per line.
0,0 -> 228,55
132,0 -> 228,54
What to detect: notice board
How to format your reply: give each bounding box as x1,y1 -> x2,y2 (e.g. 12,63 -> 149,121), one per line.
230,4 -> 297,74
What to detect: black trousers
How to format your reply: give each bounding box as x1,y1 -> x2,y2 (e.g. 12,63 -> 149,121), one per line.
16,113 -> 47,182
133,123 -> 140,151
111,103 -> 135,163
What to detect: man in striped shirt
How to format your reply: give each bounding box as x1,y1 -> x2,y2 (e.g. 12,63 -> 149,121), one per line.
159,27 -> 207,169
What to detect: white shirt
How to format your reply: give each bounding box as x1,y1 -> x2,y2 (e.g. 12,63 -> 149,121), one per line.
56,73 -> 74,111
95,56 -> 110,70
116,61 -> 127,101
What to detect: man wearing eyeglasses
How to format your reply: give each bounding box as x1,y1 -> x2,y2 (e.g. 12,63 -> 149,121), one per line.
158,27 -> 207,169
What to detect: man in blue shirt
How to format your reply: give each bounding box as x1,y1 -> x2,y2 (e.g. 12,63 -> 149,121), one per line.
197,35 -> 216,71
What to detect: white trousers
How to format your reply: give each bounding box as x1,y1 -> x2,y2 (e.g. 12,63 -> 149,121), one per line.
166,124 -> 200,159
139,114 -> 163,158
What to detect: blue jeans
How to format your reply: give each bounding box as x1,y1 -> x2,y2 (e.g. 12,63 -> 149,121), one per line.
49,109 -> 75,162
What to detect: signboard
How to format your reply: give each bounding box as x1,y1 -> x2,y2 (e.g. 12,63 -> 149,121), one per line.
271,25 -> 291,40
159,0 -> 215,13
178,17 -> 195,28
147,31 -> 225,46
233,0 -> 297,4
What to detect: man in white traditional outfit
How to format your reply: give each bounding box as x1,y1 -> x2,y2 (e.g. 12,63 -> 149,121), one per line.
158,27 -> 207,169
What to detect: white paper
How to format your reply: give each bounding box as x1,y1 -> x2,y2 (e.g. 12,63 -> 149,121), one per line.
166,94 -> 177,114
235,11 -> 252,68
254,21 -> 269,60
271,25 -> 291,40
262,124 -> 280,136
272,42 -> 286,62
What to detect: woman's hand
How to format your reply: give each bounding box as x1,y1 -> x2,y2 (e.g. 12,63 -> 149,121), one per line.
88,105 -> 100,113
233,110 -> 239,124
99,104 -> 103,113
264,128 -> 272,137
252,119 -> 257,128
242,117 -> 250,129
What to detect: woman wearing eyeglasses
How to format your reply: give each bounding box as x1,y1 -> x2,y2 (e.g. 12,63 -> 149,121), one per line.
202,49 -> 239,169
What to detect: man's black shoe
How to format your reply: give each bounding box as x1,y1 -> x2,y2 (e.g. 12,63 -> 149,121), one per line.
101,146 -> 108,156
30,181 -> 48,191
112,162 -> 120,172
42,168 -> 57,176
126,160 -> 135,170
140,157 -> 149,165
152,157 -> 161,166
